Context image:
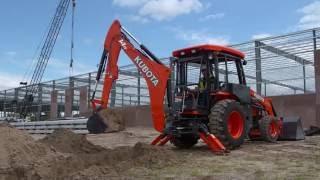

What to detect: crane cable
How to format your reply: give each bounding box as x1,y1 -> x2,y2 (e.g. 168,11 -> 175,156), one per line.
69,0 -> 76,76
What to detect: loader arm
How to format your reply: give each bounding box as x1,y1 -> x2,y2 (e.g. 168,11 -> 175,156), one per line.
91,20 -> 171,132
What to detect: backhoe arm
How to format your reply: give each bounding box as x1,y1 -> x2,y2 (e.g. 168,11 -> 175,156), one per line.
91,20 -> 171,132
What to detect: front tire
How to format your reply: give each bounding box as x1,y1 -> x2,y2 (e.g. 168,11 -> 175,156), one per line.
208,99 -> 247,149
259,116 -> 279,142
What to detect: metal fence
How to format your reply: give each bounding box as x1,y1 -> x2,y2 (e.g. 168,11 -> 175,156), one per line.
0,27 -> 319,121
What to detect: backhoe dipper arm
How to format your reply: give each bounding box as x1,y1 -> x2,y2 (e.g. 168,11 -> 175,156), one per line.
91,20 -> 171,132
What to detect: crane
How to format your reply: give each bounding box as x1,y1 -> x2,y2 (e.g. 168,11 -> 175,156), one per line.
20,0 -> 76,117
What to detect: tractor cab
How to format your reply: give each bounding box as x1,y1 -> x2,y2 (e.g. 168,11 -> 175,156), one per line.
171,44 -> 248,115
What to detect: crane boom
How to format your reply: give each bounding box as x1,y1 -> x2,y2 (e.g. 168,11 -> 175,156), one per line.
21,0 -> 75,116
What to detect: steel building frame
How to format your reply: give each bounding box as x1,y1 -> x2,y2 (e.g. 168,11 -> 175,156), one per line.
0,27 -> 319,121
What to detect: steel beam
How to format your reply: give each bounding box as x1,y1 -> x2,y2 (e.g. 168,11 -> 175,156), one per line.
257,41 -> 313,65
72,77 -> 148,90
190,61 -> 309,93
219,69 -> 309,93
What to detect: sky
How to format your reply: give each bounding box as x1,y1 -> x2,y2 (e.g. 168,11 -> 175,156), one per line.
0,0 -> 319,90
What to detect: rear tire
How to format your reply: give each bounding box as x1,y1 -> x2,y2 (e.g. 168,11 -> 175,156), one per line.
259,116 -> 279,142
171,135 -> 198,149
208,99 -> 247,149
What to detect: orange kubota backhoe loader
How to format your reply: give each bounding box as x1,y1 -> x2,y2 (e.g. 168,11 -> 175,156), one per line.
87,20 -> 304,153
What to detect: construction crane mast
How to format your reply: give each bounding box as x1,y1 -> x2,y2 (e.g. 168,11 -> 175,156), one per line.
20,0 -> 76,117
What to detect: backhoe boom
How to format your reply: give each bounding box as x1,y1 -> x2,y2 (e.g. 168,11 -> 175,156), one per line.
90,20 -> 171,132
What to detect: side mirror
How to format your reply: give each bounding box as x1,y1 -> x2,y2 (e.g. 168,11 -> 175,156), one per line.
242,60 -> 247,65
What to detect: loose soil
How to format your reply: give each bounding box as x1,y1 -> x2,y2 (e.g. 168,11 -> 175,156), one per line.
1,125 -> 320,179
0,126 -> 177,180
98,108 -> 125,132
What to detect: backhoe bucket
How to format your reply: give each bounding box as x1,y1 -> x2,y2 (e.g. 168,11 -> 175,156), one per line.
279,117 -> 305,140
87,108 -> 125,134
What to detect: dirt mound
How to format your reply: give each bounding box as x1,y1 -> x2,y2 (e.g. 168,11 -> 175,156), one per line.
0,127 -> 178,179
0,125 -> 60,179
131,142 -> 177,167
0,121 -> 14,128
98,108 -> 125,132
68,142 -> 178,179
39,129 -> 105,154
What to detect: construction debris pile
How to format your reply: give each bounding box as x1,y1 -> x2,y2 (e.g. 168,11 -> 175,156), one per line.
0,125 -> 177,180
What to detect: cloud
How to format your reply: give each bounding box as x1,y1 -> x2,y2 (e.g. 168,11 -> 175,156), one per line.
128,15 -> 149,23
139,0 -> 203,21
297,1 -> 320,29
199,13 -> 225,22
113,0 -> 148,7
173,28 -> 230,45
0,58 -> 96,91
45,58 -> 96,80
113,0 -> 203,21
0,72 -> 23,90
251,33 -> 272,40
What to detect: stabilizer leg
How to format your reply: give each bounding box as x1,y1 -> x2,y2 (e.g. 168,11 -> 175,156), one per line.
151,134 -> 173,146
199,132 -> 228,154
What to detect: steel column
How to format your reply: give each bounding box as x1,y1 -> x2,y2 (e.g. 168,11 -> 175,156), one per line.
264,81 -> 267,96
303,60 -> 306,93
53,80 -> 56,91
255,41 -> 262,94
121,86 -> 124,106
3,90 -> 6,117
137,73 -> 141,105
37,85 -> 42,121
315,50 -> 320,127
110,82 -> 116,107
88,73 -> 91,108
313,30 -> 317,53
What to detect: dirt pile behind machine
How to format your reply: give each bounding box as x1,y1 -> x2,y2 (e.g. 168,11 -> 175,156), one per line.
87,20 -> 305,153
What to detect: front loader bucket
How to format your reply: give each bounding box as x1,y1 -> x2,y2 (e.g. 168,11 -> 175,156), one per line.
279,117 -> 305,140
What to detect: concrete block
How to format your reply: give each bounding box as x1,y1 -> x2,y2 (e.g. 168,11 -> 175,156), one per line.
65,88 -> 73,117
79,86 -> 88,116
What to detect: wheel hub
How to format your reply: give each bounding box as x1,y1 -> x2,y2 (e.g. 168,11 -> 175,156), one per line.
268,120 -> 278,138
227,111 -> 244,139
